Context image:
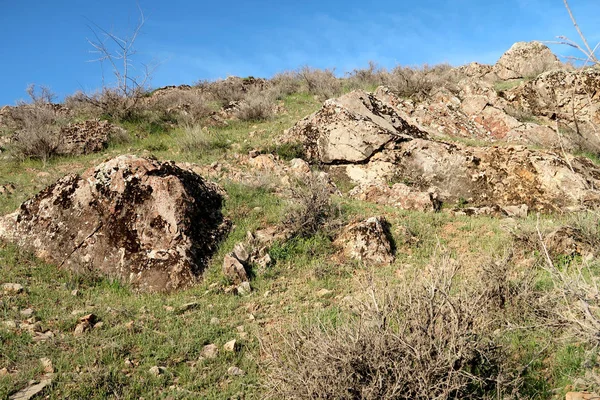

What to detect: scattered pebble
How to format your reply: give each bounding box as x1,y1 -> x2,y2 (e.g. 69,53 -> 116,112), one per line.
201,344 -> 219,359
223,339 -> 237,352
227,366 -> 245,376
2,283 -> 24,294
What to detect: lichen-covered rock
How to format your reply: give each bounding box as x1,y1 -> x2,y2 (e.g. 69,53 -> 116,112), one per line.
334,216 -> 395,265
284,89 -> 429,163
59,120 -> 126,155
395,140 -> 600,211
506,69 -> 600,150
0,155 -> 229,292
493,41 -> 561,80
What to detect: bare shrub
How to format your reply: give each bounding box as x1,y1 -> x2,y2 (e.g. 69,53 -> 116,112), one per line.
270,71 -> 303,99
9,85 -> 66,163
385,64 -> 459,100
264,254 -> 530,399
149,90 -> 213,124
345,61 -> 388,91
234,88 -> 276,121
283,172 -> 340,238
298,66 -> 343,100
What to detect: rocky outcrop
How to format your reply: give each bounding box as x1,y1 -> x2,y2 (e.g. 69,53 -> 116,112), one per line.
493,41 -> 562,80
0,155 -> 229,292
59,120 -> 126,155
505,69 -> 600,149
334,216 -> 395,265
287,88 -> 600,212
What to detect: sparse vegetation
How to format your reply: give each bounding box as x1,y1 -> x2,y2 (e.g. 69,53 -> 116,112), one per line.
3,13 -> 600,397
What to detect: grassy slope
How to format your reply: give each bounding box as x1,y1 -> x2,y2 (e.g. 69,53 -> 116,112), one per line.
0,92 -> 597,398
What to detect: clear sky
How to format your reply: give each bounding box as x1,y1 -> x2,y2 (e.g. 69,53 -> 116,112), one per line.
1,0 -> 599,106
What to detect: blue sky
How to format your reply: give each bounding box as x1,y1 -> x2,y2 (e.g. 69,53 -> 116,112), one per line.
1,0 -> 599,105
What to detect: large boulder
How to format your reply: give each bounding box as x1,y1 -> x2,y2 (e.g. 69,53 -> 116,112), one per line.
493,41 -> 562,80
284,89 -> 429,163
0,155 -> 229,292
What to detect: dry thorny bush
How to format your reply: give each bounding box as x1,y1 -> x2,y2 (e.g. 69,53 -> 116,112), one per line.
9,85 -> 67,162
283,172 -> 341,238
263,252 -> 541,399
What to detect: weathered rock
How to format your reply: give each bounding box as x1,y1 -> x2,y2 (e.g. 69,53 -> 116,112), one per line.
334,217 -> 395,265
0,155 -> 229,292
349,182 -> 440,212
2,283 -> 24,294
284,89 -> 429,163
227,366 -> 245,376
222,254 -> 248,284
237,281 -> 252,296
233,243 -> 249,263
201,344 -> 218,359
223,339 -> 237,352
506,69 -> 600,151
8,375 -> 53,400
566,392 -> 600,400
289,87 -> 600,212
493,41 -> 561,80
59,120 -> 125,155
395,140 -> 600,211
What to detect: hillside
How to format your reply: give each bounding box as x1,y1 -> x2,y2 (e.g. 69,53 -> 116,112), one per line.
1,42 -> 600,399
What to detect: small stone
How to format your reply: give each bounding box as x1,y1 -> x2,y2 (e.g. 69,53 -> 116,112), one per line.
20,308 -> 34,317
201,344 -> 219,359
40,357 -> 54,374
125,321 -> 135,330
149,366 -> 162,376
247,314 -> 255,321
8,375 -> 52,399
178,302 -> 199,314
237,281 -> 252,296
233,243 -> 249,263
566,392 -> 600,400
0,367 -> 8,377
227,366 -> 245,376
236,325 -> 245,333
1,320 -> 18,329
2,283 -> 24,294
163,306 -> 175,312
124,358 -> 134,368
32,331 -> 54,342
71,289 -> 80,297
316,288 -> 333,298
210,317 -> 220,325
93,321 -> 104,329
223,339 -> 237,352
223,254 -> 248,284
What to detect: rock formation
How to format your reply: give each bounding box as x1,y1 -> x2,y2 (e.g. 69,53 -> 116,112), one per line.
0,155 -> 229,292
285,87 -> 600,212
493,41 -> 562,80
